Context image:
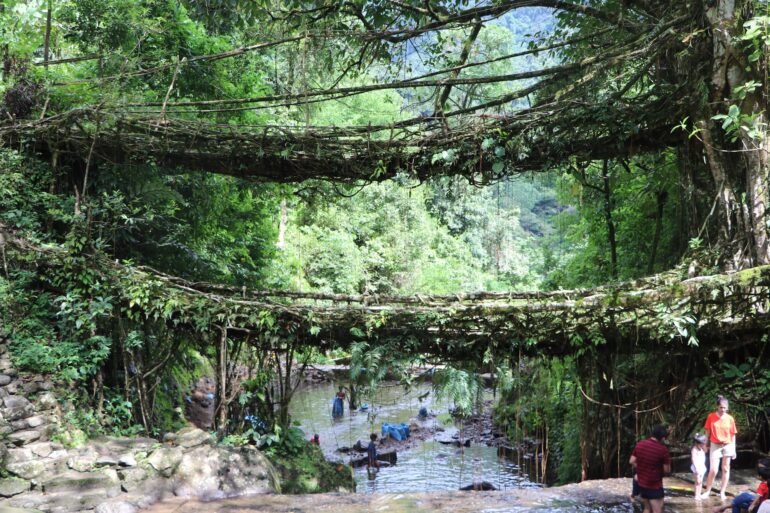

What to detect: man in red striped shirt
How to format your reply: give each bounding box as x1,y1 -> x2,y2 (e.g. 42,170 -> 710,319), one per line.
630,425 -> 671,513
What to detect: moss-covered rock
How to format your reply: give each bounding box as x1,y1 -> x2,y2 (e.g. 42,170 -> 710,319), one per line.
267,443 -> 355,494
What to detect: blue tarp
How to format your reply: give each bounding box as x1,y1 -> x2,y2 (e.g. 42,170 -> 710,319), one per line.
381,422 -> 410,441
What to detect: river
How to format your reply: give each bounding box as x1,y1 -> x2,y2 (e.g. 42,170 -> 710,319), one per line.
141,379 -> 752,512
289,380 -> 536,493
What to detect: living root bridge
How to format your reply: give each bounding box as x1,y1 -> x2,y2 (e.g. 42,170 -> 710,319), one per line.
154,267 -> 770,359
4,226 -> 768,358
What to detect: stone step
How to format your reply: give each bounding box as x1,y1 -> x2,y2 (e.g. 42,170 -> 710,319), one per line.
0,504 -> 44,513
4,487 -> 118,513
40,470 -> 120,495
0,478 -> 30,498
5,456 -> 68,481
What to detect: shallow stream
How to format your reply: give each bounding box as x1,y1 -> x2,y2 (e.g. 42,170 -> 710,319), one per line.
143,378 -> 748,512
289,380 -> 536,493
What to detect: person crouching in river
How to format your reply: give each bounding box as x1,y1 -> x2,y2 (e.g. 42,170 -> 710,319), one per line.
630,425 -> 671,513
703,395 -> 737,500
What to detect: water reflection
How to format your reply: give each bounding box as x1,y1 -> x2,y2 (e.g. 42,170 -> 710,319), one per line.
289,380 -> 538,493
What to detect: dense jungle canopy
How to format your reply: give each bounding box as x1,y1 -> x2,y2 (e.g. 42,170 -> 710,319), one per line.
0,0 -> 768,485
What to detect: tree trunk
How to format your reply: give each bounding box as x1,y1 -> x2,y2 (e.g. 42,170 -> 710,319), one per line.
601,160 -> 618,279
216,326 -> 228,435
694,0 -> 770,267
676,144 -> 702,247
276,199 -> 287,250
647,190 -> 666,274
43,0 -> 52,69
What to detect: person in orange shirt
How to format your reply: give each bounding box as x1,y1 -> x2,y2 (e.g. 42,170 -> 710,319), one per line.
702,395 -> 737,500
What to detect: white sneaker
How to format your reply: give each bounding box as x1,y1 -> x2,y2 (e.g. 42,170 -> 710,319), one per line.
700,492 -> 711,499
720,492 -> 727,500
695,494 -> 702,501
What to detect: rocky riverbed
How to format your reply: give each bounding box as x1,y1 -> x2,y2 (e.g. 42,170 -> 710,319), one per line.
0,426 -> 279,513
137,473 -> 763,513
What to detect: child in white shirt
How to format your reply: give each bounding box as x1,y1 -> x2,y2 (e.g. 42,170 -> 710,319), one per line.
691,433 -> 708,499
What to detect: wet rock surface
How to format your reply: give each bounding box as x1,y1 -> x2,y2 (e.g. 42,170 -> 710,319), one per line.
136,475 -> 735,513
0,333 -> 279,513
440,400 -> 507,447
0,427 -> 279,513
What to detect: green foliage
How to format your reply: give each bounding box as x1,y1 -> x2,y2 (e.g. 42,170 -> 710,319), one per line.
264,426 -> 307,457
275,178 -> 548,295
545,154 -> 683,288
3,0 -> 768,487
432,366 -> 483,417
0,0 -> 50,58
0,149 -> 57,235
2,274 -> 110,381
102,392 -> 144,436
495,357 -> 583,484
53,388 -> 142,447
266,436 -> 355,494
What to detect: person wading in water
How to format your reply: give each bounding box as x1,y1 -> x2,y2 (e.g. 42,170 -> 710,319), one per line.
703,395 -> 737,500
332,386 -> 346,419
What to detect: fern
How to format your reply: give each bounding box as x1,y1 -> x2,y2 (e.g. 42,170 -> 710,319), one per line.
432,367 -> 483,417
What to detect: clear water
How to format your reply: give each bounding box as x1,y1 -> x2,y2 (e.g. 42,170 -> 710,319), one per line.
288,380 -> 540,493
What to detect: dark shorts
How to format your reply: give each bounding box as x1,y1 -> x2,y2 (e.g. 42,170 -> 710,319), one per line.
638,486 -> 664,500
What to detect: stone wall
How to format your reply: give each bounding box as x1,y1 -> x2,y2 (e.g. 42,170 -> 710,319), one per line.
0,335 -> 280,513
0,335 -> 59,450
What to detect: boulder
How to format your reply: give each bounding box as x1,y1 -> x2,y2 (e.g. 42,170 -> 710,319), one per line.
48,449 -> 68,460
174,427 -> 213,448
0,504 -> 44,513
0,477 -> 29,497
170,445 -> 222,498
27,443 -> 53,459
95,454 -> 119,467
24,416 -> 45,429
41,469 -> 120,496
27,442 -> 53,458
20,383 -> 38,395
7,430 -> 42,446
67,448 -> 98,472
7,488 -> 115,512
145,447 -> 183,477
95,501 -> 138,513
97,436 -> 158,455
5,459 -> 51,480
118,453 -> 136,467
170,444 -> 278,499
118,475 -> 168,503
0,375 -> 12,386
218,446 -> 280,495
6,448 -> 33,464
2,397 -> 32,421
35,392 -> 57,410
116,467 -> 149,493
9,420 -> 28,431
